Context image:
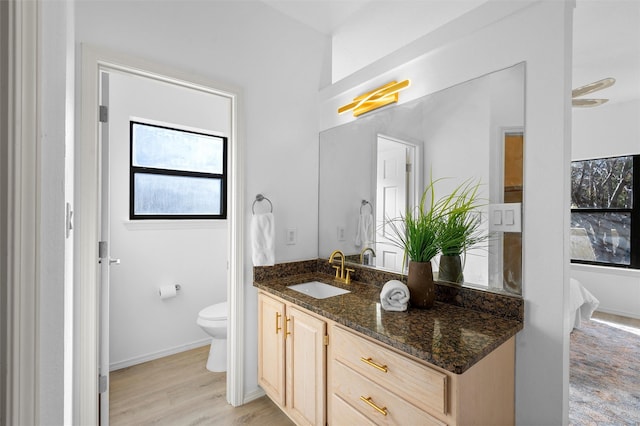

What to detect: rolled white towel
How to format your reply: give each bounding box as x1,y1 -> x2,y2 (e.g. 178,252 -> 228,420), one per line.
380,280 -> 410,312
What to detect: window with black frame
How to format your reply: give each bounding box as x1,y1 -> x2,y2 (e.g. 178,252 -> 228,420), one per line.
130,121 -> 227,220
570,154 -> 639,268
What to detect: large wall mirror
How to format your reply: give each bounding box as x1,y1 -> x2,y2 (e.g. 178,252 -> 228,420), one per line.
319,63 -> 525,295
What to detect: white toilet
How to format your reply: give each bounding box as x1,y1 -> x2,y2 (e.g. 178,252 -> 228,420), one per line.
197,301 -> 227,372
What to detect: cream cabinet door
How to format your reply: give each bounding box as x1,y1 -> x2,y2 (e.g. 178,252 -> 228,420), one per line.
286,306 -> 327,426
258,293 -> 286,407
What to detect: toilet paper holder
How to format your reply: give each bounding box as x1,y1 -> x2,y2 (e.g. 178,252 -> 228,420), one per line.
158,284 -> 182,300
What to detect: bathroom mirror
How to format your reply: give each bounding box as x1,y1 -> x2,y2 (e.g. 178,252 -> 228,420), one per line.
318,63 -> 525,294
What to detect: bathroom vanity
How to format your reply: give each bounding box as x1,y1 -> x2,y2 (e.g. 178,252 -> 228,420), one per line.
255,260 -> 523,426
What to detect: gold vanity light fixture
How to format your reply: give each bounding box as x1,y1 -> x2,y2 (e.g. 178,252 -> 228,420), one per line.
338,79 -> 411,117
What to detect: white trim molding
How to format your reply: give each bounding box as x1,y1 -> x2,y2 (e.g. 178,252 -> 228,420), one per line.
3,0 -> 40,424
226,76 -> 245,408
76,44 -> 245,423
243,387 -> 265,405
109,339 -> 211,372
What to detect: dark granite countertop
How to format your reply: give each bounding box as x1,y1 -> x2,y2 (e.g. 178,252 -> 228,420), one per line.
254,269 -> 523,375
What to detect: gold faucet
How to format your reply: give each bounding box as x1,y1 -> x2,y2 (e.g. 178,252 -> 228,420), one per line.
360,247 -> 376,265
329,249 -> 354,284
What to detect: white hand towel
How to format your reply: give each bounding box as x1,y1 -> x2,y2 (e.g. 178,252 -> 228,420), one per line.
251,212 -> 275,266
355,213 -> 374,247
380,280 -> 410,312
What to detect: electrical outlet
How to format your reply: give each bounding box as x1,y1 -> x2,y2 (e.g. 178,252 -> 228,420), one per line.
337,226 -> 346,241
286,228 -> 297,245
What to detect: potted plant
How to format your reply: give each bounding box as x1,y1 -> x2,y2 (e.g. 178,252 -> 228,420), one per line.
386,177 -> 487,308
385,178 -> 444,308
436,178 -> 488,284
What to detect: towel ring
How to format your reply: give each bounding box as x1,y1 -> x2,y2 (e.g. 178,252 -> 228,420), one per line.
360,200 -> 372,214
252,194 -> 273,214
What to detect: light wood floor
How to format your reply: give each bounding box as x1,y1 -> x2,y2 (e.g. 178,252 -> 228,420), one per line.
592,311 -> 640,329
109,345 -> 294,425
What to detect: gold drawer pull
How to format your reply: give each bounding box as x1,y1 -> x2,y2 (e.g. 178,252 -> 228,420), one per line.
360,396 -> 388,416
275,312 -> 282,334
360,357 -> 388,373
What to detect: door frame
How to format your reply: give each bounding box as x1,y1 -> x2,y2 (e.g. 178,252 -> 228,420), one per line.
76,45 -> 245,424
374,133 -> 420,272
488,126 -> 524,291
2,1 -> 39,424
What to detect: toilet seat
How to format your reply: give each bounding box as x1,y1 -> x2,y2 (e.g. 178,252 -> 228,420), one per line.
199,302 -> 227,320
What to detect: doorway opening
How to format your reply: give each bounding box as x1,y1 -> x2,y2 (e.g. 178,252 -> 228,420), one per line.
100,68 -> 230,423
76,46 -> 244,424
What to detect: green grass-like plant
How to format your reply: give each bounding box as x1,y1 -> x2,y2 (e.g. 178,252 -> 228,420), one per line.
437,178 -> 488,256
385,176 -> 487,267
385,178 -> 445,264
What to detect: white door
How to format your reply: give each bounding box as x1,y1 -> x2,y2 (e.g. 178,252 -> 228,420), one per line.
98,71 -> 116,426
375,135 -> 411,272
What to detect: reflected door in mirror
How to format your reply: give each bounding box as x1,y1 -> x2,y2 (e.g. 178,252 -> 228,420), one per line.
375,135 -> 417,272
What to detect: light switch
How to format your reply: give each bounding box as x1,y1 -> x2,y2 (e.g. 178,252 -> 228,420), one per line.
489,203 -> 522,232
493,210 -> 503,225
505,209 -> 515,225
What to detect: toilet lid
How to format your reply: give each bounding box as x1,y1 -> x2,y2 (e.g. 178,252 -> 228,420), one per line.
199,302 -> 227,320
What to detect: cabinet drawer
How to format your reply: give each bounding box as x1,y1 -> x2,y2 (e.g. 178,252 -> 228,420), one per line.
331,394 -> 376,426
332,326 -> 447,415
332,361 -> 446,426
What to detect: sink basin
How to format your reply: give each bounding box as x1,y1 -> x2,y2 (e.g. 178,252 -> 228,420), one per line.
287,281 -> 350,299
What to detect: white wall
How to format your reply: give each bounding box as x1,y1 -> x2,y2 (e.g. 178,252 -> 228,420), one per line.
331,0 -> 485,83
571,99 -> 640,318
423,75 -> 491,285
321,2 -> 573,424
76,0 -> 329,398
107,71 -> 230,369
318,122 -> 377,257
40,1 -> 75,423
572,99 -> 640,160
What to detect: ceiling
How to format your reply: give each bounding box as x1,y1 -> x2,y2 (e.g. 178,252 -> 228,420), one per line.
573,0 -> 640,106
261,0 -> 372,35
261,0 -> 640,107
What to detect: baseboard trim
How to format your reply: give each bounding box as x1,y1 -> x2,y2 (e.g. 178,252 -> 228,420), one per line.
595,307 -> 640,321
244,387 -> 266,404
110,338 -> 211,371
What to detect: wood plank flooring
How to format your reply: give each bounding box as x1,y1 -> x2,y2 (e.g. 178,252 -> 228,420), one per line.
109,345 -> 294,425
592,310 -> 640,329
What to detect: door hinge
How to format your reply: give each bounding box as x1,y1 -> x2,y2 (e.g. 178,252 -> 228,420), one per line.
324,335 -> 329,346
98,241 -> 107,260
406,163 -> 412,172
99,105 -> 108,123
65,202 -> 73,239
98,374 -> 108,394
